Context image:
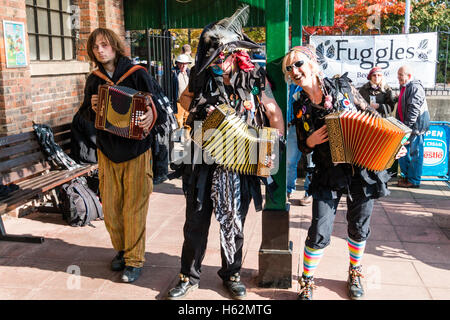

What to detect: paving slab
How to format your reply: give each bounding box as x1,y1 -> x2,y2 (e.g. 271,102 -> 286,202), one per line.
0,177 -> 449,301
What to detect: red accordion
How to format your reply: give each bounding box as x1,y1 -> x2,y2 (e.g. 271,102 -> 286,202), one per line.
95,84 -> 157,140
325,110 -> 411,172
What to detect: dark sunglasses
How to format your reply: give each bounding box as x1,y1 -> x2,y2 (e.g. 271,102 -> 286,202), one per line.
285,60 -> 304,72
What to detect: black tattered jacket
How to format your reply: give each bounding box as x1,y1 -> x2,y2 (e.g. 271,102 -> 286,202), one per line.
181,64 -> 269,212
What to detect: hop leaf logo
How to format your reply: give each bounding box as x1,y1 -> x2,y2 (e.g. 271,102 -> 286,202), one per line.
316,40 -> 335,70
416,39 -> 431,62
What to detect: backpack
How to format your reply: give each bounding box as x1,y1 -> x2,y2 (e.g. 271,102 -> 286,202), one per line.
59,177 -> 103,227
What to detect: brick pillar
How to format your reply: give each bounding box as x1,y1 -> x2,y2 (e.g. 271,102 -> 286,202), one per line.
0,1 -> 33,135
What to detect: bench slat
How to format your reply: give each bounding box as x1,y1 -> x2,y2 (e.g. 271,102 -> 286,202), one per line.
0,151 -> 47,175
0,162 -> 50,185
1,164 -> 97,212
0,131 -> 36,147
0,140 -> 41,160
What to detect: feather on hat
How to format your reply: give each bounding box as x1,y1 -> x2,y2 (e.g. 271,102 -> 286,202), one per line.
195,5 -> 260,75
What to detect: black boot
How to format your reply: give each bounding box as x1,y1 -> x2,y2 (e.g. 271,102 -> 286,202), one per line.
110,251 -> 125,271
223,273 -> 246,300
347,265 -> 365,300
121,266 -> 142,283
167,274 -> 199,300
297,275 -> 315,300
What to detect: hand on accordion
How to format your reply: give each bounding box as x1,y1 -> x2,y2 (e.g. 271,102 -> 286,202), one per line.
306,124 -> 329,148
138,105 -> 155,136
206,106 -> 216,116
91,94 -> 99,113
395,145 -> 407,160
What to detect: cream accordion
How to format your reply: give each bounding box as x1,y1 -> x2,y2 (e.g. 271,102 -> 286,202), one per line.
193,104 -> 279,177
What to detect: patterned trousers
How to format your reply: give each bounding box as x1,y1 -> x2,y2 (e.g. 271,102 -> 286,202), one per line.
98,149 -> 153,268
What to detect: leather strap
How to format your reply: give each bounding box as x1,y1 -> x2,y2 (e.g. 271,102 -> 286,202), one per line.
91,65 -> 147,86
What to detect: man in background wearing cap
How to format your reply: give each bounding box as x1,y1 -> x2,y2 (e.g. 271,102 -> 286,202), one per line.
172,54 -> 191,129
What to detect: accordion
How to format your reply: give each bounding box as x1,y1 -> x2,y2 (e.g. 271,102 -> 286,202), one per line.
193,104 -> 279,177
95,84 -> 157,140
325,110 -> 412,172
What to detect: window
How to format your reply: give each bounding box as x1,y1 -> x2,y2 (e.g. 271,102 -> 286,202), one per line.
26,0 -> 76,61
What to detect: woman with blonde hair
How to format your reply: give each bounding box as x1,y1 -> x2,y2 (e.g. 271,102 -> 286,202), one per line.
358,66 -> 396,117
282,46 -> 406,300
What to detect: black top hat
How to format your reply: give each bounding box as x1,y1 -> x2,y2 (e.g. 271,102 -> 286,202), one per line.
195,5 -> 261,75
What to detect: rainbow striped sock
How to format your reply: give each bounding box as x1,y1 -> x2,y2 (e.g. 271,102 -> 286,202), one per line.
348,237 -> 366,267
303,246 -> 325,277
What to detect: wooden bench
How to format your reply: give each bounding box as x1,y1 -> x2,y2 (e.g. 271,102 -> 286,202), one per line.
0,123 -> 98,243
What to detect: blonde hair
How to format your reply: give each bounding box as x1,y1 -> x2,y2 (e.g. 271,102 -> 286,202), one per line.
282,45 -> 322,84
370,76 -> 388,93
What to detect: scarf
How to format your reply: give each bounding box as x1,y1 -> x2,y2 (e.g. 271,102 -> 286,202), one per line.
211,167 -> 242,265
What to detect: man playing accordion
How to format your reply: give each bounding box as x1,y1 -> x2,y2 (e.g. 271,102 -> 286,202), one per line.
167,5 -> 284,300
82,28 -> 164,284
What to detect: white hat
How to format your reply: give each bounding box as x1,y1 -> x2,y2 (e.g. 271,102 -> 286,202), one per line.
175,54 -> 191,64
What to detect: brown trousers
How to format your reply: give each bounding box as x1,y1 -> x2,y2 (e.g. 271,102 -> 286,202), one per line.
98,149 -> 153,268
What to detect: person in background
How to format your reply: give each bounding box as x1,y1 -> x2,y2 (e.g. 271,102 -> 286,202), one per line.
396,65 -> 430,188
358,66 -> 396,117
282,46 -> 406,300
287,83 -> 313,206
171,54 -> 191,130
181,43 -> 194,65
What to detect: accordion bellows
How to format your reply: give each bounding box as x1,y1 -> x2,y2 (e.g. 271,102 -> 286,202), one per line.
193,104 -> 279,177
95,84 -> 157,140
325,111 -> 411,172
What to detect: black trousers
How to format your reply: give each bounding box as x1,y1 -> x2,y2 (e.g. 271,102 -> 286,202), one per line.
306,175 -> 374,250
180,164 -> 251,285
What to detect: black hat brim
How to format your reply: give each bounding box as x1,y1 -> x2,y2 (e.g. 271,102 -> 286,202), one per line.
196,40 -> 261,75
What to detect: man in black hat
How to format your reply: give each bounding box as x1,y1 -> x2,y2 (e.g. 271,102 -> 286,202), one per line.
167,5 -> 284,300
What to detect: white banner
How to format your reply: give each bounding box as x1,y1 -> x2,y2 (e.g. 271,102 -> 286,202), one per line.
310,32 -> 438,89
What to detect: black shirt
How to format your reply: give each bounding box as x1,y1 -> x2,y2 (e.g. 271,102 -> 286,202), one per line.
79,56 -> 160,163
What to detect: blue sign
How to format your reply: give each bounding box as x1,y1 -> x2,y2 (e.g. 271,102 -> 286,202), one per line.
422,122 -> 449,179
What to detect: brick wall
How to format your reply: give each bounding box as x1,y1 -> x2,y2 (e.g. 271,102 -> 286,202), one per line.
0,0 -> 32,134
31,74 -> 86,127
0,0 -> 129,136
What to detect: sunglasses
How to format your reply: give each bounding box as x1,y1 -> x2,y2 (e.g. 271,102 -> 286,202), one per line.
285,60 -> 304,72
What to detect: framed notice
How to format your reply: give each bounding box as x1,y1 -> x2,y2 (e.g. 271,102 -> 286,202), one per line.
3,20 -> 27,68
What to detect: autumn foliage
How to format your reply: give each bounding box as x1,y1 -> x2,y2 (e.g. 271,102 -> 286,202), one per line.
303,0 -> 449,36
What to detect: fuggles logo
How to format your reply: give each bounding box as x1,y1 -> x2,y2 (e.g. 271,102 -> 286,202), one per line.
315,38 -> 432,70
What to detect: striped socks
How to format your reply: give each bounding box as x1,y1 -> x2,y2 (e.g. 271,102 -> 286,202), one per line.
303,246 -> 325,277
301,238 -> 366,278
348,237 -> 366,267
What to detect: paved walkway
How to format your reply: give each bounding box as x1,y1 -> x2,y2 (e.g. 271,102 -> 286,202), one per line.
0,177 -> 449,300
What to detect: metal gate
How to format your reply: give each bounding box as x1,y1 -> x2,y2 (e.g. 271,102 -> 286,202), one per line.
130,29 -> 175,104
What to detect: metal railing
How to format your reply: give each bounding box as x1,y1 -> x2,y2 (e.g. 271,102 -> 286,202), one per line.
129,29 -> 175,103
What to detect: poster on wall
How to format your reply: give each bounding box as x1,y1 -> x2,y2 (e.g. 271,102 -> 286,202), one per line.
310,33 -> 438,89
3,20 -> 27,68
